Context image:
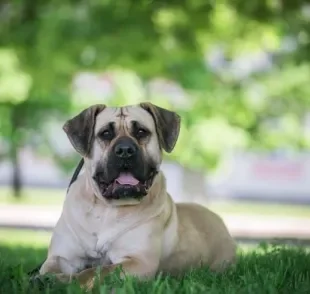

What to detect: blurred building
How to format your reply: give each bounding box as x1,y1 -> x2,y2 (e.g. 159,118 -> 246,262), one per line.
208,151 -> 310,204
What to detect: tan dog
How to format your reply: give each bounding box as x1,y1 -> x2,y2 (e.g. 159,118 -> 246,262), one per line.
39,103 -> 236,289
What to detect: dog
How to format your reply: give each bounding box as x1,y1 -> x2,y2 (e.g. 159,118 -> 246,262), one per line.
38,102 -> 236,290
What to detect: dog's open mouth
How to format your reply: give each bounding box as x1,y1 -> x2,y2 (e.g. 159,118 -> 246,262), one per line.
95,171 -> 156,200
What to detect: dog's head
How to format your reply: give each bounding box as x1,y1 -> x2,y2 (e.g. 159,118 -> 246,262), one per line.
63,102 -> 180,203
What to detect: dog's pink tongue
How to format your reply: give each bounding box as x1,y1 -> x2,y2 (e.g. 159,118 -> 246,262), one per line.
115,173 -> 139,186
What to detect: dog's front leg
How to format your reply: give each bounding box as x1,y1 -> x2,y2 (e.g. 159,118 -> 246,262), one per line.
76,222 -> 163,290
37,256 -> 81,284
75,257 -> 158,290
38,254 -> 158,289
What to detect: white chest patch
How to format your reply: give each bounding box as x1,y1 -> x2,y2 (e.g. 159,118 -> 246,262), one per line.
73,204 -> 146,261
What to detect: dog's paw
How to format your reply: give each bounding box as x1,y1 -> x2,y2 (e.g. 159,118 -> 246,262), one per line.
29,274 -> 46,289
29,273 -> 56,289
54,273 -> 73,283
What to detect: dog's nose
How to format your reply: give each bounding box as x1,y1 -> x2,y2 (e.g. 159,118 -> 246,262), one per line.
114,142 -> 136,158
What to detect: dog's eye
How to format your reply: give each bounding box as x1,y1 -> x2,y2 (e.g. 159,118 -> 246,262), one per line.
98,130 -> 113,140
136,128 -> 148,139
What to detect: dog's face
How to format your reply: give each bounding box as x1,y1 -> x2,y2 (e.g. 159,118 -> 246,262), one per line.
63,103 -> 180,202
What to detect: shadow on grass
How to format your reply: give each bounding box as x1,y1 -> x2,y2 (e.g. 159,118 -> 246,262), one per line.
0,244 -> 310,294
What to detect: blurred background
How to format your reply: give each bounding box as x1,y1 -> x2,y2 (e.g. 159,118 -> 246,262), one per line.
0,0 -> 310,249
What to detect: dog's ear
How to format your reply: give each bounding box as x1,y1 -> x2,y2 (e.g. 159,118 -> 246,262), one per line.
140,102 -> 181,153
63,104 -> 106,156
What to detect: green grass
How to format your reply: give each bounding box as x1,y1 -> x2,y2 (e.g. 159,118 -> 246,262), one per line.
1,187 -> 310,217
0,229 -> 310,293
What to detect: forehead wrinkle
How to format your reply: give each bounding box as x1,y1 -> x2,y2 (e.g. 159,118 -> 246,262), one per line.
95,107 -> 121,133
122,106 -> 130,116
124,106 -> 156,131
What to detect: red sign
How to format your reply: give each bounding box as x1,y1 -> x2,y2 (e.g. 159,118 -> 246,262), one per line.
251,161 -> 304,180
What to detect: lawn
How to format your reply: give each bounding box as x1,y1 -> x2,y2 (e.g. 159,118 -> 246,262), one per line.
0,229 -> 309,293
1,187 -> 310,217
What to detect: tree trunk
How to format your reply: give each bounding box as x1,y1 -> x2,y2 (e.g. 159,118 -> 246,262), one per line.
10,108 -> 22,199
10,144 -> 22,198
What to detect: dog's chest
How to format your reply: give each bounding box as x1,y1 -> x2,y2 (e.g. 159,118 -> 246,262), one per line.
81,206 -> 137,259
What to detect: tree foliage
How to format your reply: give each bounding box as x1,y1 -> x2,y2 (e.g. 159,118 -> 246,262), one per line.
1,0 -> 310,193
